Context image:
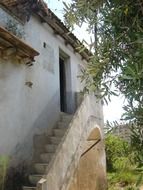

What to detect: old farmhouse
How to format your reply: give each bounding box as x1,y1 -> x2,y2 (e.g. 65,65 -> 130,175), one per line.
0,1 -> 106,190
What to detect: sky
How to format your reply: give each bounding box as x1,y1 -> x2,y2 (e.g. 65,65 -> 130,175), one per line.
46,0 -> 124,122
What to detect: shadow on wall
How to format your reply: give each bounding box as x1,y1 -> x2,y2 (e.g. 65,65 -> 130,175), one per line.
2,91 -> 61,190
11,90 -> 60,165
4,161 -> 29,190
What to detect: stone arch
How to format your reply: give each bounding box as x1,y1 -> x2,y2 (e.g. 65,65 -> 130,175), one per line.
88,127 -> 102,141
68,118 -> 107,190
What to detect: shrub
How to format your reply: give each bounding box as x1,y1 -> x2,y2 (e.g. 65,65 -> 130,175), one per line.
105,134 -> 132,171
106,134 -> 143,189
0,156 -> 9,190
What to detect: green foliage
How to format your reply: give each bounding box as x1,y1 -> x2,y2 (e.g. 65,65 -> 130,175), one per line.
105,135 -> 143,189
108,173 -> 143,190
130,123 -> 143,166
105,134 -> 133,172
64,0 -> 143,102
108,171 -> 137,187
64,0 -> 143,167
0,156 -> 9,190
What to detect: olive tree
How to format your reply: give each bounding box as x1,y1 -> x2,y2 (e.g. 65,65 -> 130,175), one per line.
64,0 -> 143,165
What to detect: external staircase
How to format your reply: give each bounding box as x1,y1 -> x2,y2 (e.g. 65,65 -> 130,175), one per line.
23,113 -> 72,190
22,95 -> 104,190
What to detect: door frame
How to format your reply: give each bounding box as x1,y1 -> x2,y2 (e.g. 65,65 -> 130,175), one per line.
59,49 -> 73,113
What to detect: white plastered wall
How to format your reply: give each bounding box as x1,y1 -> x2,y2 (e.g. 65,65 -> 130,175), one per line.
0,9 -> 95,163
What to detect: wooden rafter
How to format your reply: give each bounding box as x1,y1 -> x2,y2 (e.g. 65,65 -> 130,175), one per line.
0,26 -> 39,61
1,0 -> 18,7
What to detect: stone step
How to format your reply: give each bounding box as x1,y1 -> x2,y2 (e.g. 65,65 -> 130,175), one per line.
34,163 -> 49,174
40,153 -> 53,162
53,128 -> 66,137
50,136 -> 61,144
62,117 -> 72,122
47,128 -> 53,136
33,134 -> 50,149
45,144 -> 57,153
60,112 -> 72,117
57,122 -> 68,129
23,186 -> 36,190
29,175 -> 42,185
61,114 -> 72,122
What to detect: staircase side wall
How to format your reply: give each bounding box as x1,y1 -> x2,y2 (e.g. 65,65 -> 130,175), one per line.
39,95 -> 105,190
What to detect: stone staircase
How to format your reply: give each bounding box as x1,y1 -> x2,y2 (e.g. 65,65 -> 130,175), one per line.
21,95 -> 104,190
23,113 -> 73,190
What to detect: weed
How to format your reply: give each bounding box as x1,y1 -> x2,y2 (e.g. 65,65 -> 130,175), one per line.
0,155 -> 9,190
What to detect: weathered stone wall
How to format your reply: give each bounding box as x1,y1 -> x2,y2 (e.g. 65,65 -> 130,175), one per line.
0,6 -> 24,38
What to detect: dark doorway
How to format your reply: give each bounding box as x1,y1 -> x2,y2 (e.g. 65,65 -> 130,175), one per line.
59,57 -> 67,112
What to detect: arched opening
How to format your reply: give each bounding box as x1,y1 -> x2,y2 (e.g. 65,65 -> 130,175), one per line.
88,127 -> 101,141
68,126 -> 107,190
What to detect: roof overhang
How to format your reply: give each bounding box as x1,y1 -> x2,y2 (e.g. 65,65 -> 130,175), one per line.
37,9 -> 92,61
0,0 -> 92,62
0,26 -> 39,62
